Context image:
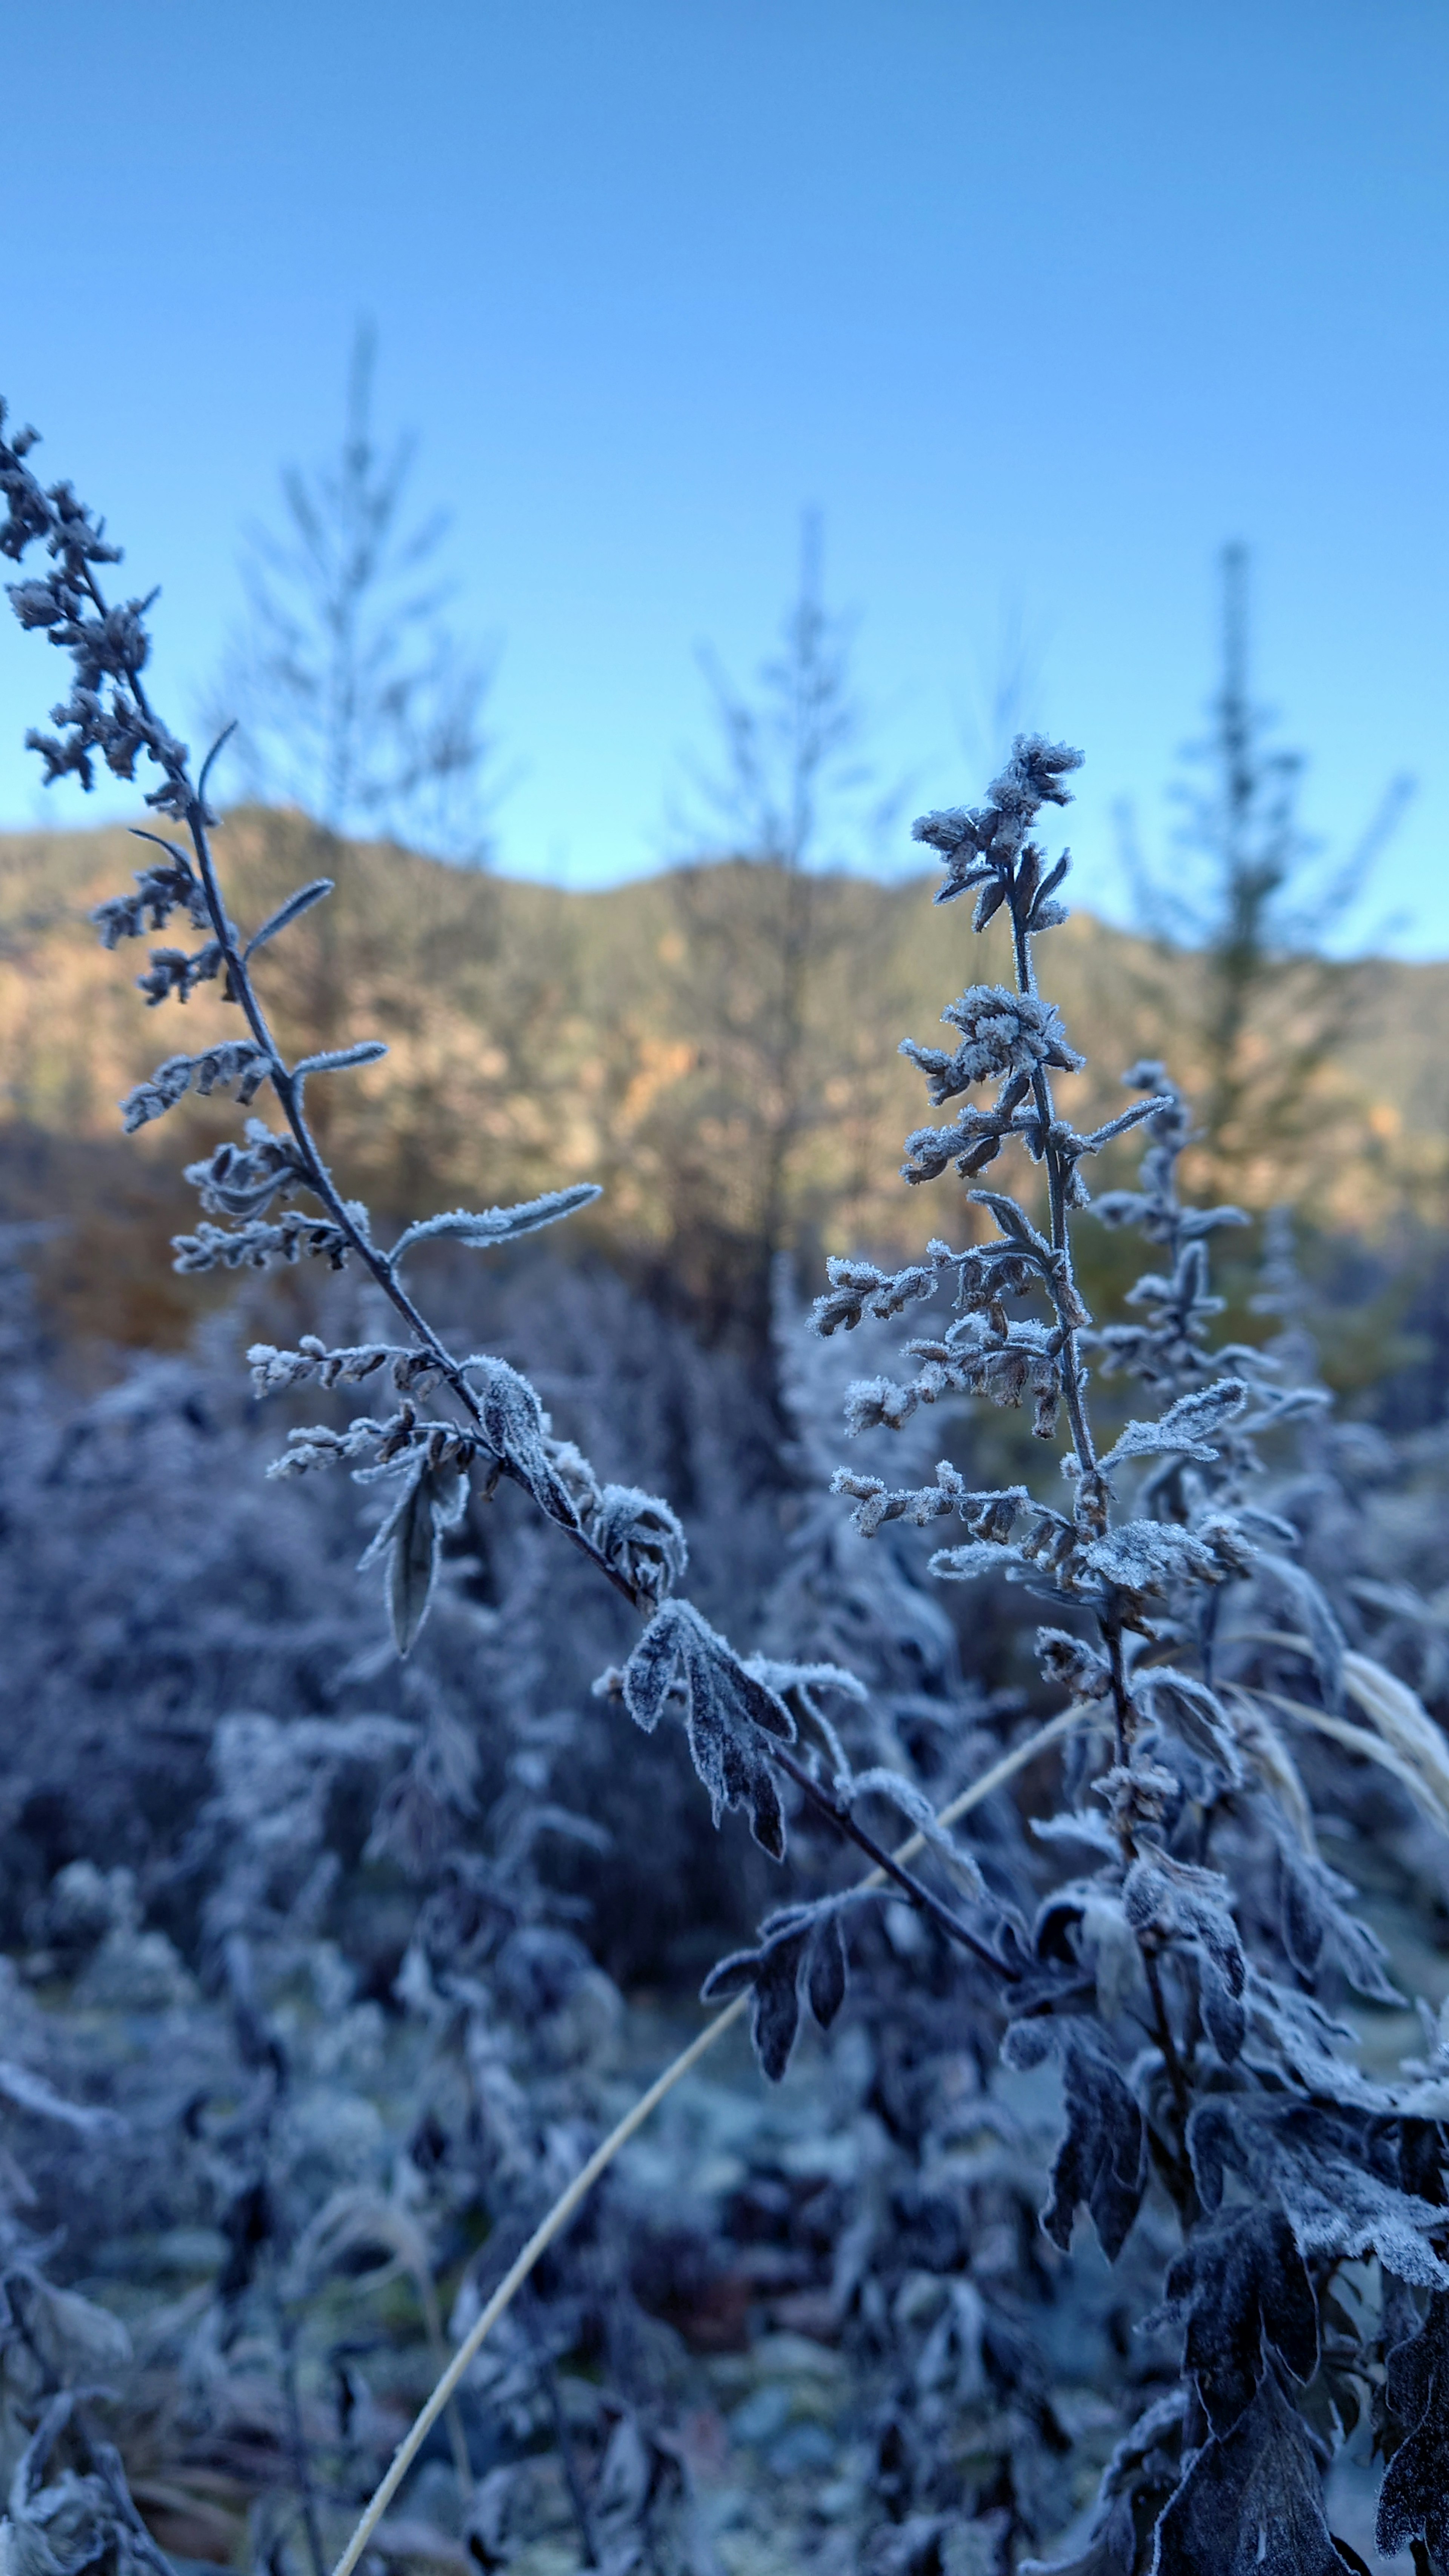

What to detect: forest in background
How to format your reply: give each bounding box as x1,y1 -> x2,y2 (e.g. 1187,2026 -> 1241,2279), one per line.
3,810 -> 1447,1370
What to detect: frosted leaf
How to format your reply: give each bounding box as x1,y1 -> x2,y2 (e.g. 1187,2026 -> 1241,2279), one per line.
914,736 -> 1082,903
1377,2293 -> 1449,2568
173,1212 -> 352,1272
1019,2393 -> 1185,2576
469,1356 -> 583,1527
1123,1855 -> 1244,2061
1001,2020 -> 1146,2261
1132,1669 -> 1238,1778
1253,1553 -> 1346,1713
183,1121 -> 306,1222
292,1039 -> 389,1079
1272,1830 -> 1401,2003
900,984 -> 1083,1106
1124,1855 -> 1237,2009
119,1037 -> 273,1131
1146,2206 -> 1318,2435
1149,2371 -> 1347,2576
810,1252 -> 942,1337
617,1601 -> 795,1858
1037,1627 -> 1111,1698
589,1483 -> 687,1605
1097,1378 -> 1248,1474
701,1898 -> 854,2080
247,1335 -> 414,1395
831,1459 -> 968,1536
242,874 -> 334,958
391,1183 -> 601,1261
930,1540 -> 1029,1586
1188,2096 -> 1449,2287
0,2061 -> 126,2139
358,1456 -> 468,1656
1082,1514 -> 1255,1604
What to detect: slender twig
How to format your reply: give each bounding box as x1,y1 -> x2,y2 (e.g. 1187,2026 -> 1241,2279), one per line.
326,1704 -> 1089,2576
773,1742 -> 1021,1978
74,597 -> 643,1612
178,790 -> 642,1608
1007,883 -> 1096,1472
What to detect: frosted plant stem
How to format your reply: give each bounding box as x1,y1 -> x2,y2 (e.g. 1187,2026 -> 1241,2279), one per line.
327,1701 -> 1090,2576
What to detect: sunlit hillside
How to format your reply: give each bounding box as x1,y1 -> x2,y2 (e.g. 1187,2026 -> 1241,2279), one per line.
2,810 -> 1445,1344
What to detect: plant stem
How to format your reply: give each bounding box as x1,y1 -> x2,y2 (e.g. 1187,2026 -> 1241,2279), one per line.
181,792 -> 641,1609
1007,885 -> 1097,1475
772,1743 -> 1021,1979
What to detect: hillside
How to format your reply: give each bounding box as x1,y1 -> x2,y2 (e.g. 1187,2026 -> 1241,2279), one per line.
0,809 -> 1444,1344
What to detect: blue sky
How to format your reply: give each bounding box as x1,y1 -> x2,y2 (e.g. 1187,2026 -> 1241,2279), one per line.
2,0 -> 1444,949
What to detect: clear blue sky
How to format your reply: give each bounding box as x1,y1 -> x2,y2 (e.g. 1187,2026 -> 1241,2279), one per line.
2,0 -> 1444,949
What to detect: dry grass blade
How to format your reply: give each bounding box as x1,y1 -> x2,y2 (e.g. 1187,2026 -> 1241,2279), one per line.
328,1700 -> 1091,2576
1232,1629 -> 1449,1833
1257,1689 -> 1449,1835
1224,1690 -> 1318,1852
1343,1649 -> 1449,1814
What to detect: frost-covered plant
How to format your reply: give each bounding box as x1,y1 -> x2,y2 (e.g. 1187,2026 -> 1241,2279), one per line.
10,397 -> 1449,2576
809,738 -> 1449,2571
0,397 -> 995,1951
1,400 -> 1054,2562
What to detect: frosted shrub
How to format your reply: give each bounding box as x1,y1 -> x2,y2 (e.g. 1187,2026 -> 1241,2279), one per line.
808,745 -> 1449,2571
7,395 -> 1449,2574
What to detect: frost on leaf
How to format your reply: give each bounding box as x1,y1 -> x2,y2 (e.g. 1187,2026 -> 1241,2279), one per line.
183,1122 -> 306,1222
899,984 -> 1083,1104
358,1457 -> 468,1656
912,735 -> 1083,906
1376,2291 -> 1449,2569
0,2392 -> 173,2576
1149,2371 -> 1351,2576
468,1357 -> 588,1528
701,1900 -> 852,2080
589,1481 -> 688,1606
1252,1551 -> 1347,1714
172,1210 -> 353,1273
1135,1669 -> 1243,1782
617,1601 -> 795,1859
1123,1853 -> 1245,2060
1188,2098 -> 1449,2288
1005,2020 -> 1146,2260
1097,1377 -> 1248,1475
390,1184 -> 602,1261
1272,1831 -> 1400,2003
242,874 -> 333,957
1021,2391 -> 1185,2576
1082,1513 -> 1254,1610
810,1250 -> 944,1336
119,1038 -> 273,1132
1147,2208 -> 1318,2435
